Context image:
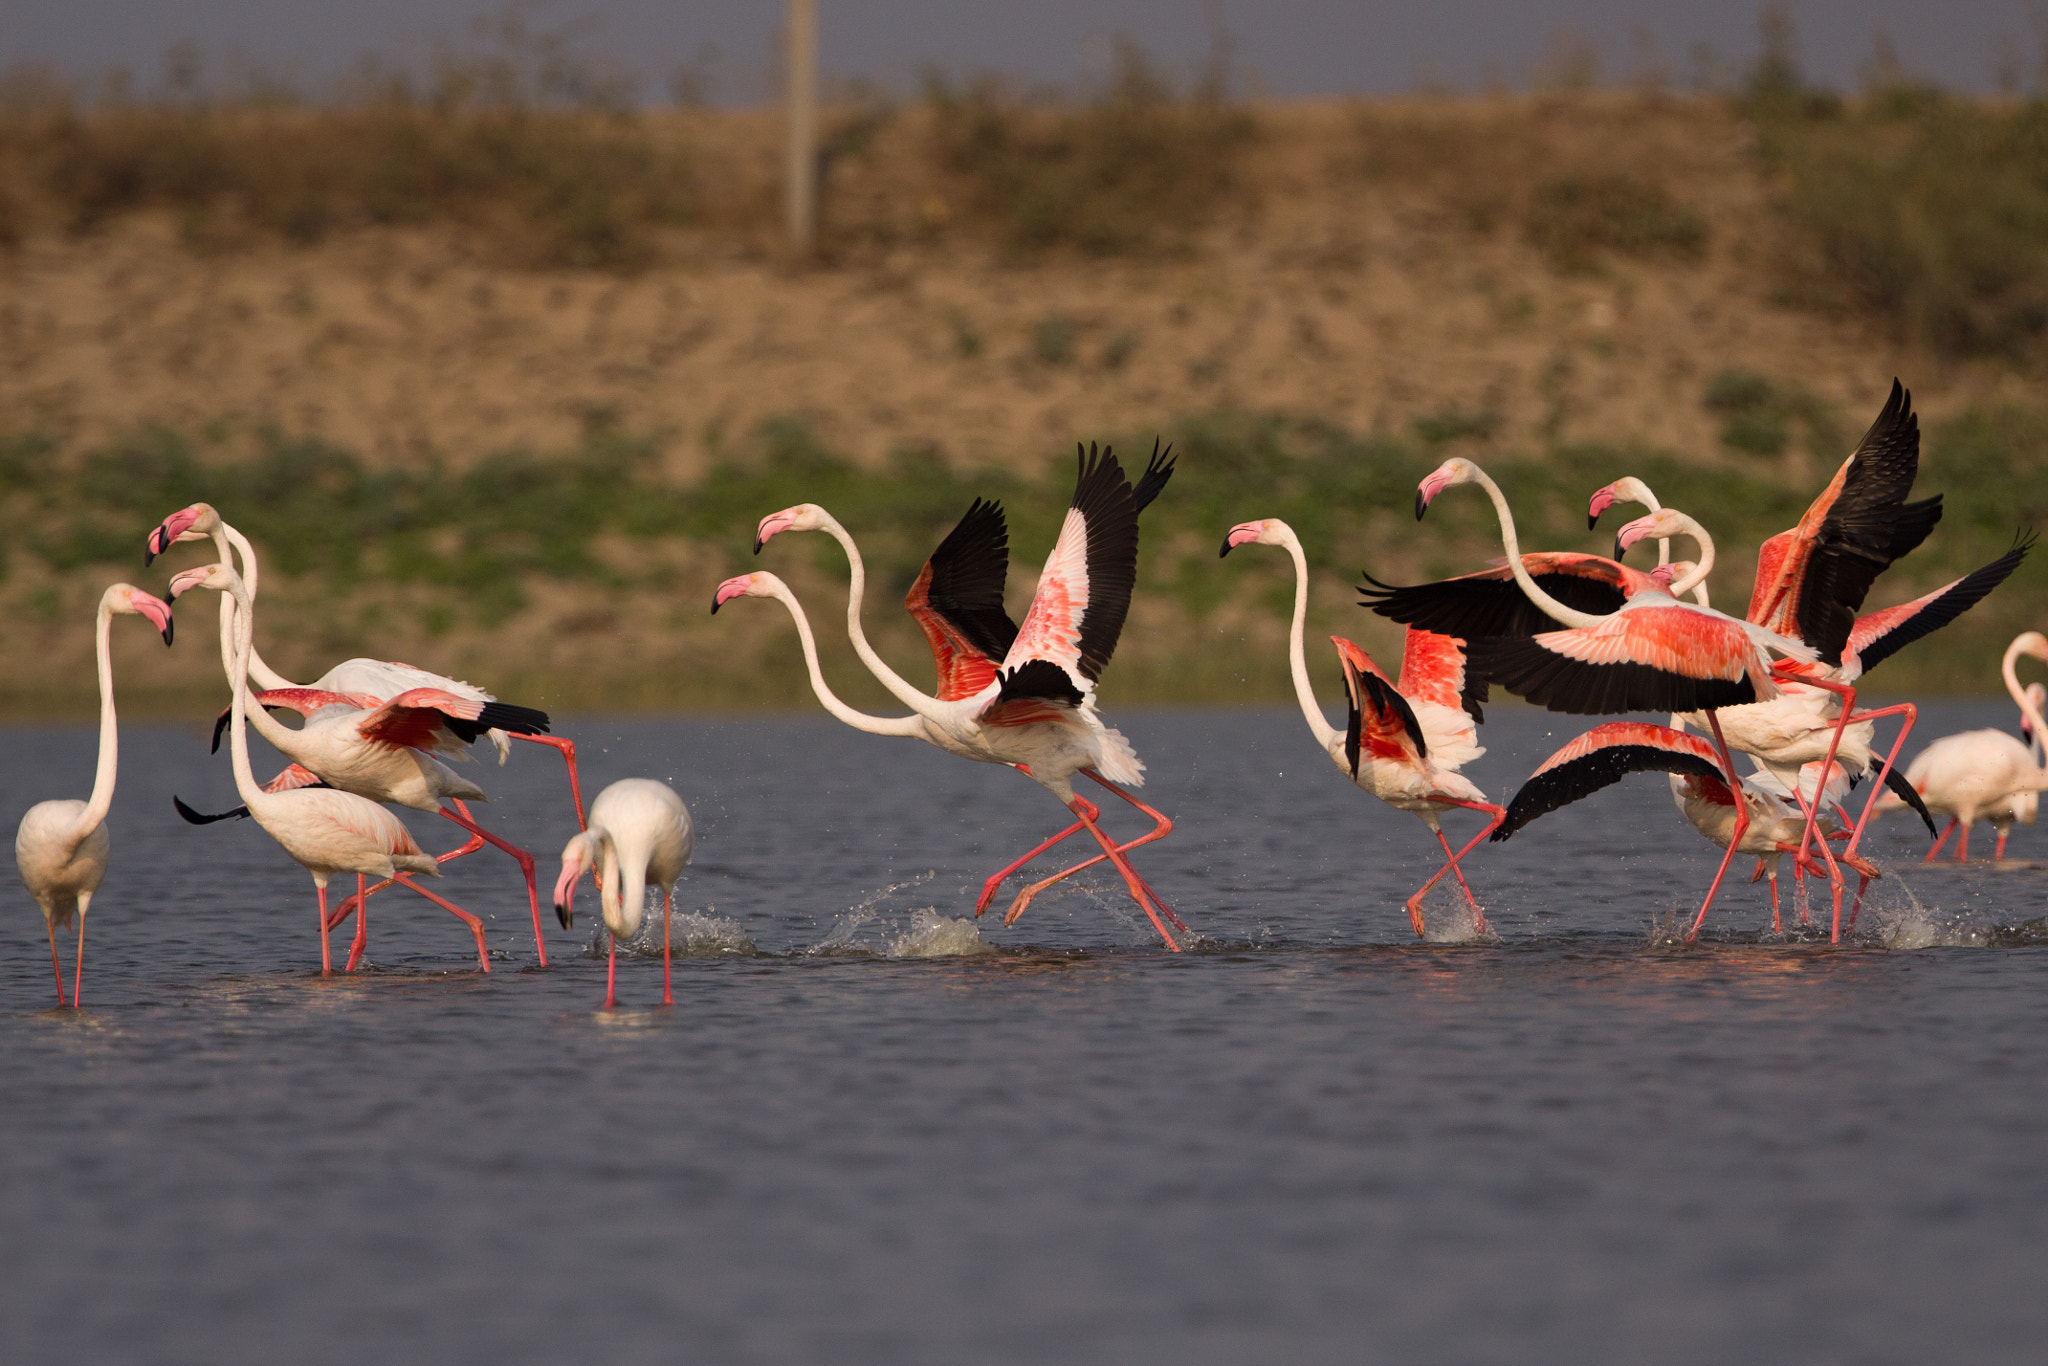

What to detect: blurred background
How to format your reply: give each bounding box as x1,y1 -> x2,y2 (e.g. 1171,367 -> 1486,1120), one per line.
3,1 -> 2047,714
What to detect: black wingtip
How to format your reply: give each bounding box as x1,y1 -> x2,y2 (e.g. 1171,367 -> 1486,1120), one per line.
210,707 -> 230,754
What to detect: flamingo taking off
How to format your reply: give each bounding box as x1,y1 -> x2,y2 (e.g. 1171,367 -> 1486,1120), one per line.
553,778 -> 695,1008
1220,517 -> 1501,936
169,563 -> 491,975
1882,633 -> 2048,862
1371,457 -> 1818,938
715,445 -> 1189,949
14,584 -> 174,1007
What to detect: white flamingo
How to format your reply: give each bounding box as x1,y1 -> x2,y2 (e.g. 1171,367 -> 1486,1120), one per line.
1219,516 -> 1501,937
169,563 -> 490,975
552,779 -> 695,1009
14,584 -> 174,1008
716,447 -> 1188,948
1884,633 -> 2048,862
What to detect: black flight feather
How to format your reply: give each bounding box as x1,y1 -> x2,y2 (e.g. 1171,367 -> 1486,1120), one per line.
922,497 -> 1020,664
1464,635 -> 1757,716
1067,442 -> 1141,683
1494,742 -> 1727,841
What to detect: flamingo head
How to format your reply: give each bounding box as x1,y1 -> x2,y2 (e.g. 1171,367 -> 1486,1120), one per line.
1586,477 -> 1655,531
753,504 -> 825,553
167,562 -> 243,602
1648,564 -> 1676,588
104,584 -> 176,646
711,572 -> 776,614
144,503 -> 220,566
1614,507 -> 1690,560
1218,518 -> 1288,557
552,831 -> 602,929
1414,459 -> 1476,521
2016,631 -> 2048,667
2023,683 -> 2046,741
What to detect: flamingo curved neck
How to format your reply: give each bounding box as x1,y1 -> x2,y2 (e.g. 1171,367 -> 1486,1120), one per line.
762,581 -> 925,738
1622,481 -> 1672,568
225,580 -> 269,811
213,520 -> 292,692
1274,529 -> 1340,751
76,598 -> 121,839
2001,641 -> 2048,771
815,512 -> 936,715
1466,465 -> 1607,629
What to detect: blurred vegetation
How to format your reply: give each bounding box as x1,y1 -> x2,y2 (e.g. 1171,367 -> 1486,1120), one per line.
4,391 -> 2042,712
1525,172 -> 1709,273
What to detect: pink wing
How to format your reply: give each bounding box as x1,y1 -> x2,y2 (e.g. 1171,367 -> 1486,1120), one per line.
354,688 -> 486,757
255,688 -> 385,716
1465,602 -> 1775,716
998,446 -> 1138,691
1496,721 -> 1734,839
261,763 -> 327,794
1395,628 -> 1475,717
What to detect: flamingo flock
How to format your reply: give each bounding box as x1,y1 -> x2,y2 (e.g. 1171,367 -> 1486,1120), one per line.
14,381 -> 2044,1009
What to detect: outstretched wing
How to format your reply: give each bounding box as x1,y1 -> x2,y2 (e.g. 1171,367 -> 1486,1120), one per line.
905,498 -> 1018,703
356,688 -> 549,756
1333,637 -> 1425,776
997,442 -> 1139,692
1463,602 -> 1771,716
1395,627 -> 1486,724
1360,553 -> 1639,641
1130,439 -> 1177,514
1493,722 -> 1728,840
1842,534 -> 2034,680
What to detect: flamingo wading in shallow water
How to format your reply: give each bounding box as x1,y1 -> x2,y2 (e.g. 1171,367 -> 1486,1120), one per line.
14,585 -> 175,1007
715,446 -> 1189,949
1220,517 -> 1501,936
553,779 -> 695,1009
171,564 -> 491,974
143,502 -> 568,965
1885,633 -> 2048,862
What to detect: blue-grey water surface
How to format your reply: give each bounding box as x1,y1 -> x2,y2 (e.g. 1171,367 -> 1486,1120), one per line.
3,703 -> 2045,1364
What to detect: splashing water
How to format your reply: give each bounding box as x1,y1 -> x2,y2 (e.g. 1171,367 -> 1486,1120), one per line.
887,909 -> 995,958
581,895 -> 758,959
810,871 -> 939,956
1415,877 -> 1496,944
1851,865 -> 1992,949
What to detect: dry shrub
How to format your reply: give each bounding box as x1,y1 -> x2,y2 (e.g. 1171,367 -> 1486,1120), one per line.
921,42 -> 1256,257
1525,171 -> 1708,271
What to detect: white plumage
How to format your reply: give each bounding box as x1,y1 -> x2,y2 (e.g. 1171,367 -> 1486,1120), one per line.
553,779 -> 694,1008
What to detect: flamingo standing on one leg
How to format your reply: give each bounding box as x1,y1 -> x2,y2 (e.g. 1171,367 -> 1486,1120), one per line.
748,442 -> 1180,915
552,779 -> 695,1009
143,502 -> 587,818
716,446 -> 1189,948
1218,517 -> 1502,936
169,563 -> 490,974
1883,633 -> 2048,863
1374,457 -> 1819,939
14,585 -> 175,1008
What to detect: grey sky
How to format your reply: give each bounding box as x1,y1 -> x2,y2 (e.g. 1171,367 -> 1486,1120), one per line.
9,2 -> 2043,102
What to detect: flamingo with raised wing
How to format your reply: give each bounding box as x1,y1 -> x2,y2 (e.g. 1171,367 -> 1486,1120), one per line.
14,584 -> 174,1007
170,563 -> 489,974
553,778 -> 695,1008
715,446 -> 1188,948
1219,517 -> 1500,936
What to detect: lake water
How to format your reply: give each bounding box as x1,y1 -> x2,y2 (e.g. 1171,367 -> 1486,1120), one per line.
3,703 -> 2045,1364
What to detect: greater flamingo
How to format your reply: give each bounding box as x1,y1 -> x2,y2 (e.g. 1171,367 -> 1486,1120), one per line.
552,779 -> 694,1008
715,446 -> 1189,948
1886,633 -> 2048,862
169,563 -> 490,975
146,505 -> 561,966
1375,457 -> 1818,938
1219,516 -> 1501,936
144,502 -> 586,821
14,584 -> 175,1008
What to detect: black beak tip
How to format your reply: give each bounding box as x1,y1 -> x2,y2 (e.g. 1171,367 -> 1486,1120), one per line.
1413,491 -> 1428,521
1218,537 -> 1233,558
161,621 -> 174,647
709,596 -> 722,615
752,538 -> 765,555
555,905 -> 573,930
1586,513 -> 1600,531
1612,535 -> 1625,562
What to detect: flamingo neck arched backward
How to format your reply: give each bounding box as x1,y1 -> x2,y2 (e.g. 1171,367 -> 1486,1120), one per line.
1220,518 -> 1341,752
711,572 -> 925,738
1614,507 -> 1718,594
752,502 -> 934,713
80,585 -> 175,838
2002,632 -> 2048,750
1588,476 -> 1672,568
1744,379 -> 1943,667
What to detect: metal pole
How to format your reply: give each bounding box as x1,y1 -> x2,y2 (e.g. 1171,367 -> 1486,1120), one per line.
785,0 -> 817,254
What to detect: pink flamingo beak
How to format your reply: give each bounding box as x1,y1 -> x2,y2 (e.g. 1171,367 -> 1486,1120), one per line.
1614,514 -> 1658,556
145,506 -> 205,566
552,858 -> 584,929
166,566 -> 211,601
753,509 -> 800,554
710,575 -> 754,614
1218,521 -> 1264,557
131,591 -> 176,646
1415,468 -> 1456,520
1587,485 -> 1618,530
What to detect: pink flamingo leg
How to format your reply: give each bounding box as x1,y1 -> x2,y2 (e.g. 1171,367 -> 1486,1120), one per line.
975,799 -> 1099,915
1924,817 -> 1957,862
1687,711 -> 1752,942
346,874 -> 369,972
1996,827 -> 2011,861
73,917 -> 84,1010
1775,670 -> 1856,872
1003,777 -> 1188,931
440,799 -> 548,967
1766,864 -> 1782,934
662,889 -> 674,1007
1956,821 -> 1972,863
1837,702 -> 1918,861
604,932 -> 619,1009
326,830 -> 488,931
314,884 -> 334,975
47,921 -> 68,1008
392,874 -> 489,971
1405,799 -> 1504,938
1781,778 -> 1850,941
511,733 -> 586,830
1066,797 -> 1181,951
